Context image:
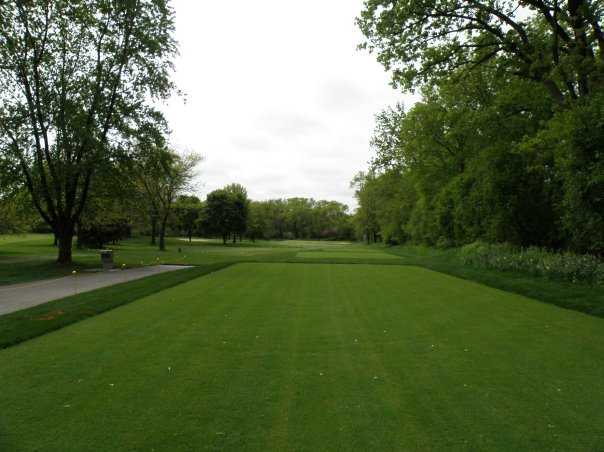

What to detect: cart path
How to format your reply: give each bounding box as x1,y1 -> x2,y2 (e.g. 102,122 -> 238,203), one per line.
0,265 -> 192,316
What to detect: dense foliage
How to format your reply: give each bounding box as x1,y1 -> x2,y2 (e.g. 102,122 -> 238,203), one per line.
0,0 -> 177,263
170,195 -> 203,242
0,190 -> 39,233
358,0 -> 604,102
78,219 -> 131,250
200,187 -> 353,243
200,184 -> 249,244
354,1 -> 604,255
459,242 -> 604,285
247,198 -> 353,241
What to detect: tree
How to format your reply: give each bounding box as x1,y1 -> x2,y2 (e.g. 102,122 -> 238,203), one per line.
202,189 -> 233,244
0,188 -> 38,233
136,148 -> 201,251
266,199 -> 287,239
284,198 -> 314,239
521,91 -> 604,253
311,200 -> 352,240
351,172 -> 381,243
0,0 -> 177,264
224,183 -> 249,243
171,195 -> 203,242
201,184 -> 249,244
246,201 -> 266,242
75,146 -> 142,248
352,58 -> 567,248
358,0 -> 604,103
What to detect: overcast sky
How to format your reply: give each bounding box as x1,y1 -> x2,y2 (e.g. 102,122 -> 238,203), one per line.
162,0 -> 417,209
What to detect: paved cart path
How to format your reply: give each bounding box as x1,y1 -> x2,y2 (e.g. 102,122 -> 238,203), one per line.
0,265 -> 192,316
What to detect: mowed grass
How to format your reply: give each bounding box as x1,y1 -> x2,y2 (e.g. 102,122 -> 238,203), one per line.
0,234 -> 395,286
296,250 -> 400,259
0,234 -> 300,285
0,235 -> 102,285
1,263 -> 603,451
0,263 -> 231,349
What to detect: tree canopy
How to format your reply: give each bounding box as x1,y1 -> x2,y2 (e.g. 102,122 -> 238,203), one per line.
353,0 -> 603,254
352,58 -> 603,252
358,0 -> 604,102
135,148 -> 201,251
201,186 -> 249,244
0,0 -> 177,263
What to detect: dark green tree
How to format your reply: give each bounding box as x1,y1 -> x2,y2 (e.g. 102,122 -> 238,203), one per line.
224,184 -> 249,243
171,195 -> 203,242
202,188 -> 233,244
358,0 -> 604,103
0,0 -> 177,263
353,60 -> 567,249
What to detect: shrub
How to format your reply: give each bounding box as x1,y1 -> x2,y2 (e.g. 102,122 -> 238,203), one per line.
78,219 -> 131,249
436,236 -> 454,249
459,241 -> 604,285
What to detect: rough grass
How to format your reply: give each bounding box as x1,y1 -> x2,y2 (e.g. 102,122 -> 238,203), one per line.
1,263 -> 603,451
384,245 -> 604,318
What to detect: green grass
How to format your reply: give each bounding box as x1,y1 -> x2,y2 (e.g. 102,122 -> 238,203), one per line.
0,234 -> 299,285
2,234 -> 603,319
1,263 -> 603,451
296,250 -> 399,259
0,263 -> 231,350
0,234 -> 47,245
0,235 -> 393,286
383,245 -> 604,318
0,235 -> 102,284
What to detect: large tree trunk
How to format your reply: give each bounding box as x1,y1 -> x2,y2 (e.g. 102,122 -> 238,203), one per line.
56,223 -> 74,265
159,215 -> 168,251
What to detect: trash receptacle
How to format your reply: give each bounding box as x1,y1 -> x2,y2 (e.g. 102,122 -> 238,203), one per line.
100,250 -> 114,270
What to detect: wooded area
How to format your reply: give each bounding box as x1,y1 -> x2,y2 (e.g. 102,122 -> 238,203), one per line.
353,0 -> 603,254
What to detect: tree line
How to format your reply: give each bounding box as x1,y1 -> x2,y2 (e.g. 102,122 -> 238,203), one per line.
173,189 -> 354,243
89,184 -> 353,245
353,0 -> 603,254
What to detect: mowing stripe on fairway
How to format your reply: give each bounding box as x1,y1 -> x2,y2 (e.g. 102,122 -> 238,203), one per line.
0,263 -> 603,451
0,263 -> 232,350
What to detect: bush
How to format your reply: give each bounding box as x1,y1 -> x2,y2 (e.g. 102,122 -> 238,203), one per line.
459,241 -> 604,285
78,219 -> 131,249
436,236 -> 454,249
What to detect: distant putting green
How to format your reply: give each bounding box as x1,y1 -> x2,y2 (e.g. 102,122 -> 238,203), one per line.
1,263 -> 603,451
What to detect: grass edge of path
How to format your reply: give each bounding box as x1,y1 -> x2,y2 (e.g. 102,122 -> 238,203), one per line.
0,263 -> 233,350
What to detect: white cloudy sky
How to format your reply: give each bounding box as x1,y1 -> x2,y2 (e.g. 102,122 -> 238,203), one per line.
162,0 -> 417,209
